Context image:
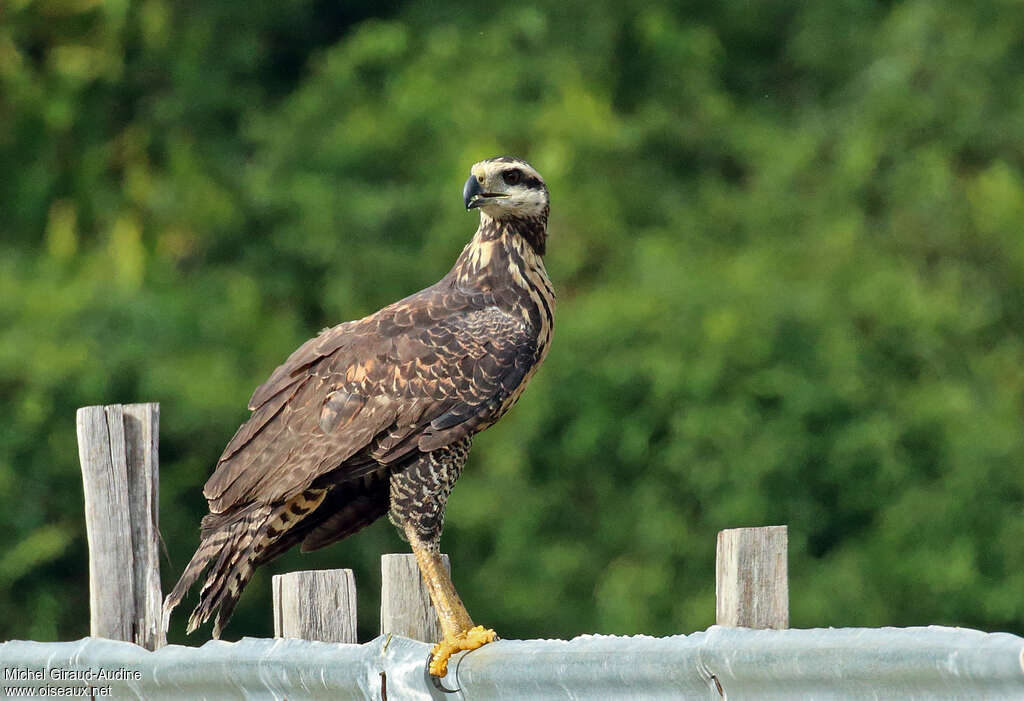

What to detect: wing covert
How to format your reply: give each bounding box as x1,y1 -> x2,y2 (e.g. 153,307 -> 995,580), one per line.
202,292 -> 537,514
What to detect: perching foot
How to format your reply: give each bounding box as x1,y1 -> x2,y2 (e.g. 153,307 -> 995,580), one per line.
428,625 -> 497,677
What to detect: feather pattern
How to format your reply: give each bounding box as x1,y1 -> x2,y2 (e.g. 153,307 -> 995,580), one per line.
165,157 -> 555,637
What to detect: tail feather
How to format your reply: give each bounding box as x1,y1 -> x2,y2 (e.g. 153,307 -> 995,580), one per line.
162,551 -> 211,634
189,531 -> 258,635
163,489 -> 330,638
162,504 -> 272,638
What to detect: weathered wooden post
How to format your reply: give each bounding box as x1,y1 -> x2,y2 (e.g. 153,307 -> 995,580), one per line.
380,553 -> 447,642
76,403 -> 165,650
272,569 -> 358,643
716,525 -> 788,628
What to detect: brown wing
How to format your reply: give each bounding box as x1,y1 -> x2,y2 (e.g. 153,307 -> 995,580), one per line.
202,283 -> 536,515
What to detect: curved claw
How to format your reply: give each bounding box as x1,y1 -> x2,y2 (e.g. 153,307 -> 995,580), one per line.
429,625 -> 498,677
427,652 -> 460,693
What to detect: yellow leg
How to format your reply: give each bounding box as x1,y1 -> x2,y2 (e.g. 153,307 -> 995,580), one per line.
406,526 -> 497,676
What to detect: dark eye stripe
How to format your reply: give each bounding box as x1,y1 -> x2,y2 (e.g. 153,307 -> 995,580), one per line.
494,165 -> 545,190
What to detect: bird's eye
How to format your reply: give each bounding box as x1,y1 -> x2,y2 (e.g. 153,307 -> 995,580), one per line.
503,169 -> 522,186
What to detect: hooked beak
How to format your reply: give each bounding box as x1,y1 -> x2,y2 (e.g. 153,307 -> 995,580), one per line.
463,174 -> 506,210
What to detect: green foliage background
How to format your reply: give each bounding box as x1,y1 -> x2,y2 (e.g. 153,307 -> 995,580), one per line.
2,0 -> 1023,643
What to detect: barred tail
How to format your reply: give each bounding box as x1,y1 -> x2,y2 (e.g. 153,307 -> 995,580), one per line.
162,490 -> 328,638
162,504 -> 273,638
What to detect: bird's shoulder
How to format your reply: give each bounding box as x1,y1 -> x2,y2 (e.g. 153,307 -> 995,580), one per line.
246,279 -> 531,413
204,281 -> 537,509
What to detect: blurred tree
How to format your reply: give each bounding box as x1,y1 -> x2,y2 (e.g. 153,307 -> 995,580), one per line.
1,0 -> 1023,644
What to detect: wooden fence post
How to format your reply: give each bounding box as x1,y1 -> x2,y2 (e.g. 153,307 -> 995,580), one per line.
380,553 -> 447,643
77,403 -> 165,650
272,570 -> 357,643
716,525 -> 788,629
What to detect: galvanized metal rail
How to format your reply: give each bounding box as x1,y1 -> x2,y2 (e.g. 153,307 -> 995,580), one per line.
1,625 -> 1021,700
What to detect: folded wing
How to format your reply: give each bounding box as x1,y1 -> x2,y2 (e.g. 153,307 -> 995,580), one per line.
202,285 -> 536,515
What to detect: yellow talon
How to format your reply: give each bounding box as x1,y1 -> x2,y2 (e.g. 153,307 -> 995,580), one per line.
429,625 -> 497,676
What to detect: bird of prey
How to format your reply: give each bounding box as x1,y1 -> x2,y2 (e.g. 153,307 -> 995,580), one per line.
163,156 -> 554,676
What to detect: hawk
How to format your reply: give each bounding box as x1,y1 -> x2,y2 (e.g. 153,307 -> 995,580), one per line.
164,156 -> 554,675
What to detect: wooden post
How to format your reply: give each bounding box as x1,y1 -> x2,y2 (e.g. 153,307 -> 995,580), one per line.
380,553 -> 448,643
77,403 -> 165,650
272,570 -> 357,643
716,525 -> 788,629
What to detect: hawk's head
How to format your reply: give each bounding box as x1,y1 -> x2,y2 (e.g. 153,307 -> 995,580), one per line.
463,157 -> 549,221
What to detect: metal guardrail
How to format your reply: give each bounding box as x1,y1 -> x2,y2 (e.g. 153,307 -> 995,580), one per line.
1,625 -> 1022,700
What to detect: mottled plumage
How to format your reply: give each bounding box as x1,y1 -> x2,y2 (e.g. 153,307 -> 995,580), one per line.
164,157 -> 554,657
